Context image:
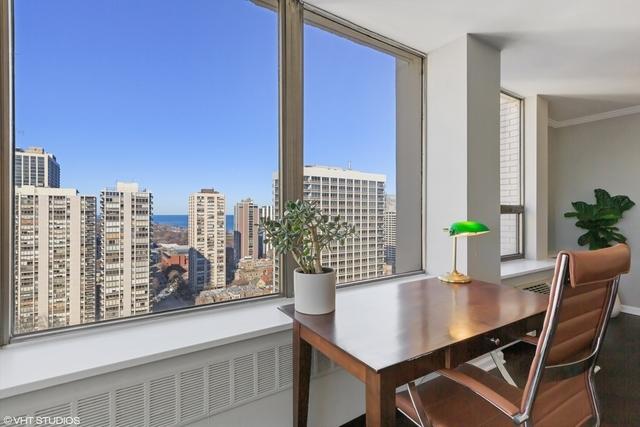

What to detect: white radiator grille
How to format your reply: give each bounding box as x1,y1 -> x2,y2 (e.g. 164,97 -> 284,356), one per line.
77,393 -> 110,427
149,376 -> 176,427
179,368 -> 205,422
232,354 -> 255,403
4,339 -> 338,427
114,383 -> 145,427
34,403 -> 72,427
208,360 -> 231,413
257,348 -> 277,395
277,343 -> 293,388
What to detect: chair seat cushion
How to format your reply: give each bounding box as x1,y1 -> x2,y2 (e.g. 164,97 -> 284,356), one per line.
396,364 -> 522,427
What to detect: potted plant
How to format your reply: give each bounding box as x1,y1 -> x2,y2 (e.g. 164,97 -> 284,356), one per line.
564,188 -> 635,316
262,200 -> 357,314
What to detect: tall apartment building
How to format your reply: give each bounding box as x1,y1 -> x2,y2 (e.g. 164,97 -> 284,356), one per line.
14,186 -> 96,333
273,166 -> 386,284
100,182 -> 152,320
234,199 -> 260,261
500,93 -> 522,256
15,147 -> 61,188
258,205 -> 274,259
188,189 -> 226,292
383,194 -> 397,272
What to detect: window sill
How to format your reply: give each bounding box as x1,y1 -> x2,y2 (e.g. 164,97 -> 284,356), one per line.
0,272 -> 430,399
501,258 -> 556,280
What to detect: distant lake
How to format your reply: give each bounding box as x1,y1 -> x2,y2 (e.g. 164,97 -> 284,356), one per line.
154,214 -> 234,232
153,215 -> 187,228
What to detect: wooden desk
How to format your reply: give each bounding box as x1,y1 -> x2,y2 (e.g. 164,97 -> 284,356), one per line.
279,277 -> 548,427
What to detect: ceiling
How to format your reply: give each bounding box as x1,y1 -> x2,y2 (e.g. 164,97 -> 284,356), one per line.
306,0 -> 640,121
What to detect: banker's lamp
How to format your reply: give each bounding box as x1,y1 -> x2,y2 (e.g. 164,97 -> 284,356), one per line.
438,221 -> 490,284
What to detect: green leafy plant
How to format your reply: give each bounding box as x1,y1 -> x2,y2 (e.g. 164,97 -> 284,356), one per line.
262,200 -> 357,274
564,188 -> 635,250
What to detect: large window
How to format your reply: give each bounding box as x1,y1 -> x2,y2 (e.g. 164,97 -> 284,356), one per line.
302,10 -> 424,284
2,0 -> 424,340
499,92 -> 524,259
11,0 -> 279,335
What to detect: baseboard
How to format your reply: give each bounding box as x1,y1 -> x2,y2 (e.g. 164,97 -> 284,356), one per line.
620,305 -> 640,316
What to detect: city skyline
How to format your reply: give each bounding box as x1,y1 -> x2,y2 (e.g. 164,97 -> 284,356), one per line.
14,0 -> 398,214
14,145 -> 397,216
11,146 -> 398,333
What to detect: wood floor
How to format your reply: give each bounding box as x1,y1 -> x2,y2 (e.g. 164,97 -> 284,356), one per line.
342,313 -> 640,427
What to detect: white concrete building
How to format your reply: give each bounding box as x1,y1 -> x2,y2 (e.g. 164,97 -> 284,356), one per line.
14,147 -> 61,188
14,186 -> 96,333
303,166 -> 386,283
274,166 -> 386,284
258,204 -> 274,259
383,194 -> 397,272
99,182 -> 152,320
500,93 -> 522,257
188,189 -> 226,292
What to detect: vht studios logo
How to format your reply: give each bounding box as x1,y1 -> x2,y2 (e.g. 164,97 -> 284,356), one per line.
3,416 -> 81,426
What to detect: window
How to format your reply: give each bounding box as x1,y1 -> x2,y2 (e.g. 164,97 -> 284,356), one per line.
2,0 -> 424,340
302,11 -> 424,285
11,0 -> 278,335
499,92 -> 524,259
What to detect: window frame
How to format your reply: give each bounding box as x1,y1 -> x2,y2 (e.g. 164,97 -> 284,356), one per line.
499,90 -> 525,261
302,4 -> 426,288
0,0 -> 426,345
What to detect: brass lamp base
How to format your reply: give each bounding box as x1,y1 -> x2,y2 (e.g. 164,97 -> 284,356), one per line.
438,270 -> 471,284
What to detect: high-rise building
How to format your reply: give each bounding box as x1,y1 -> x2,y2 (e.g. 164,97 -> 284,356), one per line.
258,205 -> 274,259
188,189 -> 226,292
15,147 -> 61,188
14,186 -> 96,333
99,182 -> 152,320
383,194 -> 397,273
234,198 -> 260,261
273,166 -> 386,284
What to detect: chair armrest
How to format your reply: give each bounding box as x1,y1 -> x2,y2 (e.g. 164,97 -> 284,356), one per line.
438,369 -> 521,419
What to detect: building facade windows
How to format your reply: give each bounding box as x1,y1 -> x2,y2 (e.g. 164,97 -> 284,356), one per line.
500,92 -> 525,259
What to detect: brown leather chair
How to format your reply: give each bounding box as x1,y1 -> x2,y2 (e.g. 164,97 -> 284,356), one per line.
396,244 -> 631,427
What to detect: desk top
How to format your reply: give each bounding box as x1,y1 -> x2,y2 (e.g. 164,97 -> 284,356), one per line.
279,277 -> 548,372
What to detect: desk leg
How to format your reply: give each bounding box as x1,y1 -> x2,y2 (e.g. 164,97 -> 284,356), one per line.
365,370 -> 396,427
293,321 -> 312,427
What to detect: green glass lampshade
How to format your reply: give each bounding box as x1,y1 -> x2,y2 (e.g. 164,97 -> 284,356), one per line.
448,221 -> 490,237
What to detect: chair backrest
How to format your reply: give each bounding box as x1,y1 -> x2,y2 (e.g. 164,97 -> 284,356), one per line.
519,244 -> 630,426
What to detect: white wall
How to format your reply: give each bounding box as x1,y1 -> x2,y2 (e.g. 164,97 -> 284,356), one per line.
549,113 -> 640,308
426,34 -> 501,282
524,96 -> 549,260
1,330 -> 365,427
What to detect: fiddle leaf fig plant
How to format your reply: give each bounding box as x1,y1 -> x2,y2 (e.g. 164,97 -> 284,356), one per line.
262,200 -> 357,274
564,188 -> 635,250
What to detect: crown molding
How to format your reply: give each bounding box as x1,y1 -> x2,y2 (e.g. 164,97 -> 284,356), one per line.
548,104 -> 640,129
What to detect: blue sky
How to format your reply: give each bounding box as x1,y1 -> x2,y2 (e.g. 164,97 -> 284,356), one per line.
15,0 -> 396,214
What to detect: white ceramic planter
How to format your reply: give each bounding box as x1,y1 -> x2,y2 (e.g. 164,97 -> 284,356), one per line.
294,268 -> 336,315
